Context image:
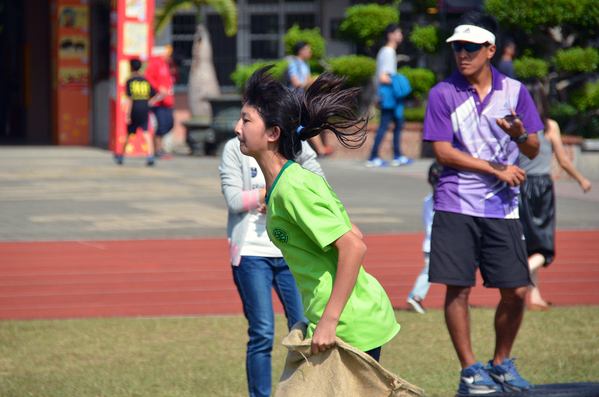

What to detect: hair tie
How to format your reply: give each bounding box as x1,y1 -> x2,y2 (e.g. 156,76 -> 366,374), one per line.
297,126 -> 304,134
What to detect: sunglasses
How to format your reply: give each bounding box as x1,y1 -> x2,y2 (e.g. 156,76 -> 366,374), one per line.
451,42 -> 484,53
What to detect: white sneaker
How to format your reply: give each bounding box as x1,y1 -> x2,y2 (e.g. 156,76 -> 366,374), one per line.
365,157 -> 388,167
407,297 -> 426,314
391,155 -> 414,166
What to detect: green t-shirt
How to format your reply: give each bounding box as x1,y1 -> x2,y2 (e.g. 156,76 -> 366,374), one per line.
265,161 -> 400,352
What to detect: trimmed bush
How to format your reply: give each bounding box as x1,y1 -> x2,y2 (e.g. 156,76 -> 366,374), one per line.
230,60 -> 288,91
549,102 -> 578,129
327,55 -> 376,86
404,107 -> 426,122
571,80 -> 599,112
555,47 -> 599,73
514,57 -> 549,79
486,0 -> 599,30
283,24 -> 327,60
408,24 -> 438,53
337,4 -> 399,47
398,66 -> 436,100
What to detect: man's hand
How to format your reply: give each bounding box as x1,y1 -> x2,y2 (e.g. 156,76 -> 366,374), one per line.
311,315 -> 338,355
257,204 -> 266,214
495,108 -> 525,140
125,116 -> 132,125
490,163 -> 527,187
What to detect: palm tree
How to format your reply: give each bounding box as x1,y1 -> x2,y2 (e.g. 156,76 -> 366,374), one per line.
155,0 -> 237,118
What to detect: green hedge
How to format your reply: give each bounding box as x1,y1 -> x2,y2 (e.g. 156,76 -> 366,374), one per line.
404,107 -> 426,122
230,60 -> 288,91
337,4 -> 399,47
327,55 -> 376,86
555,47 -> 599,73
283,24 -> 326,60
398,66 -> 436,100
571,80 -> 599,112
408,24 -> 438,53
514,57 -> 549,79
486,0 -> 599,30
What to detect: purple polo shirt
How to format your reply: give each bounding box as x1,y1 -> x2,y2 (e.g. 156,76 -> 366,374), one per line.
423,66 -> 544,219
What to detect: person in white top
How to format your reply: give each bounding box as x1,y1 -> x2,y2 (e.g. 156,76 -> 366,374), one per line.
219,137 -> 324,397
406,162 -> 443,313
366,24 -> 413,168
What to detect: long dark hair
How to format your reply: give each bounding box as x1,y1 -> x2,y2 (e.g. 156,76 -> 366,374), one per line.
523,78 -> 549,127
243,65 -> 369,160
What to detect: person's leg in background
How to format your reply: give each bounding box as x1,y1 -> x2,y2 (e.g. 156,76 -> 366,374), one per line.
407,253 -> 430,313
528,253 -> 550,308
142,131 -> 155,165
272,257 -> 306,330
114,124 -> 135,165
232,256 -> 277,397
152,106 -> 174,158
390,116 -> 413,166
366,108 -> 393,167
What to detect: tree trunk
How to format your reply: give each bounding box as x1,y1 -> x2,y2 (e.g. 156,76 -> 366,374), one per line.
188,24 -> 220,118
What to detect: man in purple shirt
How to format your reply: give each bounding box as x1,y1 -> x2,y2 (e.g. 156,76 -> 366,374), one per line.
423,12 -> 543,395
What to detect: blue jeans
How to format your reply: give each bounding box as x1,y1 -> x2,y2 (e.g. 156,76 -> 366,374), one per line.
409,253 -> 431,300
233,256 -> 306,397
370,109 -> 405,160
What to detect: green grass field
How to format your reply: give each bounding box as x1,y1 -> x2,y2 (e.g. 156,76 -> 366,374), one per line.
1,307 -> 598,396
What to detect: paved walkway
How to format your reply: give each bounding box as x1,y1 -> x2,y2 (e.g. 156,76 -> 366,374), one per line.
1,147 -> 598,320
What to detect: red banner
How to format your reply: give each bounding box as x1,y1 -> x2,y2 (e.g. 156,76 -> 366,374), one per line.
51,0 -> 91,145
109,0 -> 155,155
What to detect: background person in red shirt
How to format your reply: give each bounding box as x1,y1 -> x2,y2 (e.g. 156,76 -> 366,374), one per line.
145,45 -> 176,159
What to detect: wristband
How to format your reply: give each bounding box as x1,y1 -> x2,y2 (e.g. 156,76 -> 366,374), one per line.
511,131 -> 528,144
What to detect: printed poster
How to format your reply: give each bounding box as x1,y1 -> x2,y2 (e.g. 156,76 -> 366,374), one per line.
125,0 -> 147,20
123,22 -> 148,58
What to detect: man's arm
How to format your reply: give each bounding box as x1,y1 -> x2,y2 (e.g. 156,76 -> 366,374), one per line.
432,141 -> 527,187
495,109 -> 540,160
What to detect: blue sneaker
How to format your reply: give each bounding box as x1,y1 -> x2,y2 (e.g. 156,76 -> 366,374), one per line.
113,155 -> 123,165
391,155 -> 414,166
458,362 -> 501,395
365,157 -> 388,167
486,358 -> 533,392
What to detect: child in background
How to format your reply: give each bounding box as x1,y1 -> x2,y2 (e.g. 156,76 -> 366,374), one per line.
407,161 -> 443,314
114,59 -> 157,166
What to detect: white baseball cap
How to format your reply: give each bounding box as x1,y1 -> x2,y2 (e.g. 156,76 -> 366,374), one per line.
446,25 -> 496,45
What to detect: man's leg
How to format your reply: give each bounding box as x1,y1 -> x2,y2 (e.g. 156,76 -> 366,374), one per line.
391,116 -> 404,159
493,286 -> 527,364
142,131 -> 155,157
445,285 -> 476,369
368,109 -> 393,161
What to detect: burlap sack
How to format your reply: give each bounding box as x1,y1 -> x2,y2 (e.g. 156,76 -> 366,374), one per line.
274,322 -> 425,397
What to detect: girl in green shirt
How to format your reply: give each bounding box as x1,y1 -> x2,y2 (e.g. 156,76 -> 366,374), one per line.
234,66 -> 400,361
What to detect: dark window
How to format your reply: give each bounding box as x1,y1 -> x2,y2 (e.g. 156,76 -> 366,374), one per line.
251,39 -> 279,59
285,14 -> 315,30
206,14 -> 237,87
329,18 -> 341,40
172,15 -> 196,35
250,14 -> 279,34
248,0 -> 279,4
172,40 -> 193,61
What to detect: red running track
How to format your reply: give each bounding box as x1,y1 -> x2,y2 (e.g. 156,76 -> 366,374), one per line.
1,231 -> 598,320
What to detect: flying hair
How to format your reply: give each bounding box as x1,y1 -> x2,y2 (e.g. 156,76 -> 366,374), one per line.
243,65 -> 369,161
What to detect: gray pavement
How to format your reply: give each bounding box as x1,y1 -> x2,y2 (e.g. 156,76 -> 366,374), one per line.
1,146 -> 598,242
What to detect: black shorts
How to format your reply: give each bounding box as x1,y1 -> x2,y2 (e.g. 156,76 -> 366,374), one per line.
127,119 -> 148,134
429,211 -> 531,289
519,175 -> 555,265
